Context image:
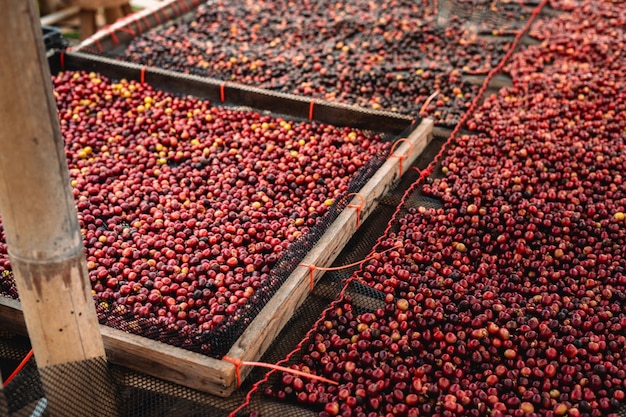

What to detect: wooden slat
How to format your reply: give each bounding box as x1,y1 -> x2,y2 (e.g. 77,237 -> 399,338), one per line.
40,6 -> 80,26
78,0 -> 130,9
0,119 -> 433,397
129,0 -> 163,9
0,297 -> 237,396
101,326 -> 236,396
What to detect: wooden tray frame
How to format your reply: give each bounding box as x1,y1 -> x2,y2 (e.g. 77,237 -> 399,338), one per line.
74,0 -> 212,55
0,52 -> 433,397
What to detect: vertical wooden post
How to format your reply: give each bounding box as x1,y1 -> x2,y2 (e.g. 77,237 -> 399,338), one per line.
0,1 -> 117,416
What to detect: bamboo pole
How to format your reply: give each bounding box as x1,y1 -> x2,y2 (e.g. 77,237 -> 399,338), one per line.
0,1 -> 117,415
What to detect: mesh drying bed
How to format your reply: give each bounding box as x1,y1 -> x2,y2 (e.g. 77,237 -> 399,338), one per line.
234,1 -> 626,415
0,49 -> 433,399
74,0 -> 543,127
0,50 -> 416,356
0,129 -> 442,417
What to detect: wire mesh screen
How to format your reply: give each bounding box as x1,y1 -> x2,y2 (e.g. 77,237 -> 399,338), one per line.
0,65 -> 402,362
437,0 -> 540,34
3,360 -> 43,416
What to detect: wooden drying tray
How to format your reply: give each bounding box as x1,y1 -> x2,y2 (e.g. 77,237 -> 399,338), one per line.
74,0 -> 205,55
0,118 -> 432,397
0,51 -> 435,397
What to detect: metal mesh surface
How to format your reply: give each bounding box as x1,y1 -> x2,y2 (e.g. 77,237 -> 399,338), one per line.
437,0 -> 547,34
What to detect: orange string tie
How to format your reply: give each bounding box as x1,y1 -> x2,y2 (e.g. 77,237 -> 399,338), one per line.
420,166 -> 434,183
346,193 -> 365,228
179,0 -> 190,13
94,38 -> 103,54
410,166 -> 421,173
299,263 -> 316,291
308,100 -> 316,121
298,243 -> 401,291
142,15 -> 151,31
105,26 -> 119,46
171,1 -> 181,16
419,91 -> 440,116
222,356 -> 243,388
118,25 -> 135,37
389,138 -> 414,176
244,361 -> 338,385
140,66 -> 147,85
134,18 -> 143,35
222,356 -> 338,388
153,10 -> 162,25
220,82 -> 227,103
159,8 -> 169,23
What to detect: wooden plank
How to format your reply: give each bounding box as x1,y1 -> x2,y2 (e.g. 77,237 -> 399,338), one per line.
40,6 -> 80,26
129,0 -> 163,9
100,326 -> 237,396
59,52 -> 413,135
78,0 -> 131,9
0,297 -> 237,396
226,119 -> 434,380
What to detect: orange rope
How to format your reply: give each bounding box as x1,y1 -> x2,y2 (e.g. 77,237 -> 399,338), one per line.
140,66 -> 146,85
220,83 -> 226,103
153,9 -> 162,25
222,356 -> 243,388
94,38 -> 103,54
333,192 -> 366,229
117,25 -> 136,37
103,25 -> 119,46
308,100 -> 316,120
3,349 -> 33,387
158,8 -> 168,24
171,0 -> 181,16
299,242 -> 401,291
60,52 -> 65,70
389,138 -> 413,176
133,17 -> 144,35
346,193 -> 365,228
222,356 -> 338,389
179,0 -> 190,14
141,15 -> 151,32
419,91 -> 440,116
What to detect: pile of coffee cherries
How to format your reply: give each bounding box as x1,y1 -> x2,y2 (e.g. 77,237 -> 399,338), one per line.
120,0 -> 528,126
0,70 -> 391,353
266,1 -> 626,416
